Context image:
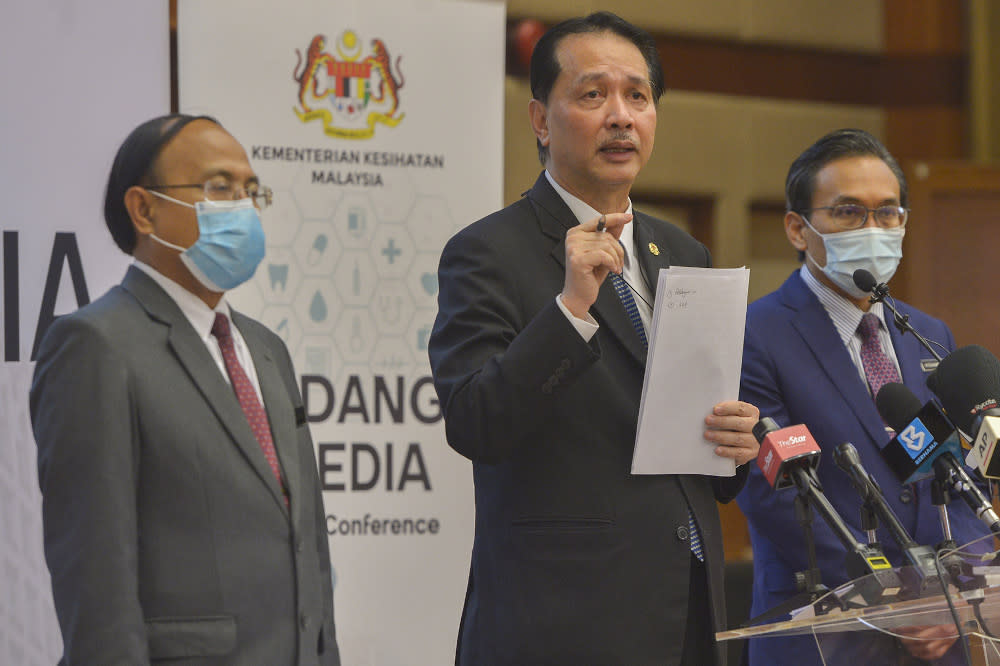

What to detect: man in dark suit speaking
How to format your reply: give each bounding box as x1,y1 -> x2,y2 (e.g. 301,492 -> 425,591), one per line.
429,12 -> 759,665
30,114 -> 340,665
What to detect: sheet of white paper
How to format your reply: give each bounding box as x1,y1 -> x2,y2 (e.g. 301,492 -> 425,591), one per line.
631,266 -> 750,475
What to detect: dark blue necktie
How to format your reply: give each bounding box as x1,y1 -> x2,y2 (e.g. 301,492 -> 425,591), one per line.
609,272 -> 647,346
609,270 -> 703,562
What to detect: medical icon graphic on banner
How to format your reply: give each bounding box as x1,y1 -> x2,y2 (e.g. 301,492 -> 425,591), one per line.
249,184 -> 451,377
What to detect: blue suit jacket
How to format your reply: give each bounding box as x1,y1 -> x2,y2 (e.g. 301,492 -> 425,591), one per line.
737,270 -> 992,666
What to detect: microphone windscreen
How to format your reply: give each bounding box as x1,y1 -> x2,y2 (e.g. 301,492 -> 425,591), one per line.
876,382 -> 923,433
853,269 -> 877,293
756,422 -> 821,489
752,417 -> 779,444
927,345 -> 1000,434
833,441 -> 862,470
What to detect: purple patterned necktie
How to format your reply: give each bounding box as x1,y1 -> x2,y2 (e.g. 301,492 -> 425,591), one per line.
212,313 -> 287,503
858,312 -> 901,399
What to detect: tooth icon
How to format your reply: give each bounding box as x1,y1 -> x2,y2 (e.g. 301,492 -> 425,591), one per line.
268,264 -> 289,291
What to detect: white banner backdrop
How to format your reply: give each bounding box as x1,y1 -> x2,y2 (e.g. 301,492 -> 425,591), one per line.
0,2 -> 169,663
178,1 -> 504,662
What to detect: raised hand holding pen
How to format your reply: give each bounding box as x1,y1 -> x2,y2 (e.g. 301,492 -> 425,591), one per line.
562,212 -> 630,319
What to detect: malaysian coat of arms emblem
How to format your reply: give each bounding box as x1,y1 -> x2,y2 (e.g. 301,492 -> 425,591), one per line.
293,30 -> 405,139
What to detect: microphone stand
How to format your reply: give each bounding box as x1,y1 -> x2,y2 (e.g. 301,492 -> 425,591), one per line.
933,478 -> 955,547
836,442 -> 946,597
744,493 -> 843,626
930,479 -> 977,586
861,504 -> 879,545
868,283 -> 942,362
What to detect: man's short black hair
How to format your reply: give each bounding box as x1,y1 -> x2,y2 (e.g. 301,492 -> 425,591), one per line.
785,128 -> 907,216
529,12 -> 664,165
103,113 -> 218,254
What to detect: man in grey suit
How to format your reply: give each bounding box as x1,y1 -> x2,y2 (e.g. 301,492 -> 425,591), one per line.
30,114 -> 340,665
429,12 -> 759,666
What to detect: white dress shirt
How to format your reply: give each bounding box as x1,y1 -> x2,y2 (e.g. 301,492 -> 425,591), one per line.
545,171 -> 652,341
132,260 -> 265,404
799,263 -> 903,394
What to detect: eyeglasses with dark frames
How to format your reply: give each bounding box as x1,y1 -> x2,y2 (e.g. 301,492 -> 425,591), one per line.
802,204 -> 907,230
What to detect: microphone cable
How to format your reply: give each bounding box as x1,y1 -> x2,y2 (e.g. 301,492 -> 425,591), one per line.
852,268 -> 948,362
882,292 -> 951,359
933,545 -> 974,666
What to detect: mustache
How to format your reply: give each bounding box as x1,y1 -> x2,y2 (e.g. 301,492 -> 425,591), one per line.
600,132 -> 637,148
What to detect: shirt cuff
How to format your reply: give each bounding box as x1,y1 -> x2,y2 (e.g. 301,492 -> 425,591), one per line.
556,294 -> 598,342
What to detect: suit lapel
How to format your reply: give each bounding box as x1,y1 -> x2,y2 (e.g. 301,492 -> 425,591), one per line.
121,267 -> 289,514
235,314 -> 301,519
633,213 -> 674,295
889,316 -> 931,400
526,174 -> 647,365
781,272 -> 889,447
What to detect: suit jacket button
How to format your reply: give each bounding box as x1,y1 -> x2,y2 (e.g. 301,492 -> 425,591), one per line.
676,525 -> 689,541
899,489 -> 913,504
300,613 -> 310,630
560,358 -> 571,370
296,538 -> 304,553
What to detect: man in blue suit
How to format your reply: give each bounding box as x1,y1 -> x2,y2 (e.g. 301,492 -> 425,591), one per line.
738,129 -> 993,665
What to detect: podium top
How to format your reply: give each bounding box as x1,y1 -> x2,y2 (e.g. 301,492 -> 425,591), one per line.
718,559 -> 1000,642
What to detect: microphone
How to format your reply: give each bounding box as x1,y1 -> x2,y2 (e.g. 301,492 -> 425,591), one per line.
754,419 -> 820,490
876,383 -> 964,485
754,418 -> 898,591
834,442 -> 943,593
835,442 -> 918,549
852,269 -> 876,292
926,344 -> 1000,479
852,269 -> 943,362
876,382 -> 1000,537
852,268 -> 887,302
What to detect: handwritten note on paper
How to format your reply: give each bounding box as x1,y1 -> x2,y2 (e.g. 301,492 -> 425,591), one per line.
631,266 -> 750,476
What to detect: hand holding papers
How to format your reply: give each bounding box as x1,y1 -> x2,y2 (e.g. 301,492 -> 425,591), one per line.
631,266 -> 750,476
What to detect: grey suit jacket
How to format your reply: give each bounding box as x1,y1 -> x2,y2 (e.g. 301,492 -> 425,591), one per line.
30,266 -> 339,665
429,173 -> 747,665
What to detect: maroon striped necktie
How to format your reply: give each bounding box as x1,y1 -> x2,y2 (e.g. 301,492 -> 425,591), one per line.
212,313 -> 286,501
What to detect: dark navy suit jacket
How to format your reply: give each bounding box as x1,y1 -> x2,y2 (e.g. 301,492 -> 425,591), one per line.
430,173 -> 748,665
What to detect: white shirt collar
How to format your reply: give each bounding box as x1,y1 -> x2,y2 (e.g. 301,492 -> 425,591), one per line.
132,260 -> 232,341
799,263 -> 887,346
544,170 -> 636,267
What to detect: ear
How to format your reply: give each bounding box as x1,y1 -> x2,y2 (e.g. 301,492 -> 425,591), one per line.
784,210 -> 808,252
528,98 -> 549,147
124,185 -> 156,235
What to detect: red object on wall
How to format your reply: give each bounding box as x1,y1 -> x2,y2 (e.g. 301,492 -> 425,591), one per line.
510,19 -> 546,73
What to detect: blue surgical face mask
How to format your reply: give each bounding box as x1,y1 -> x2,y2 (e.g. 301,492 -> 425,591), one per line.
801,216 -> 905,300
148,191 -> 266,292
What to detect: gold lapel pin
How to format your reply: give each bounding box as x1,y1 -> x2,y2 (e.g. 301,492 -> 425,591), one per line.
648,242 -> 660,256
